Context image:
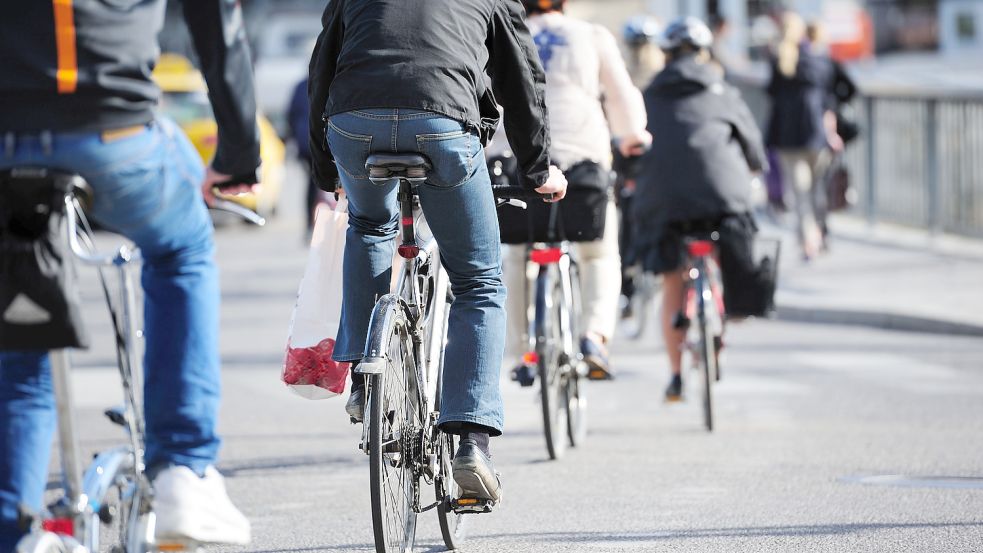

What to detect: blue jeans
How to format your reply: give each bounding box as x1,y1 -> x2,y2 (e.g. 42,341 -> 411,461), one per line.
328,109 -> 506,435
0,118 -> 221,550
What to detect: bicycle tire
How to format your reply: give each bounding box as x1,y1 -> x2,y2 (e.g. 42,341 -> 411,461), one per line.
433,298 -> 467,549
536,267 -> 568,460
436,432 -> 467,549
697,275 -> 715,432
564,262 -> 587,447
367,313 -> 419,553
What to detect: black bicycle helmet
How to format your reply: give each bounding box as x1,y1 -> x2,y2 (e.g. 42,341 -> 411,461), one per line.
658,16 -> 714,51
623,15 -> 662,47
522,0 -> 564,16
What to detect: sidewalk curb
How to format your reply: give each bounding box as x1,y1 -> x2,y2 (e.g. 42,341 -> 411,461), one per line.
775,304 -> 983,337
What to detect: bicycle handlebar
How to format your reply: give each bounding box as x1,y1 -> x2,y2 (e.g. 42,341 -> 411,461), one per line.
490,184 -> 552,202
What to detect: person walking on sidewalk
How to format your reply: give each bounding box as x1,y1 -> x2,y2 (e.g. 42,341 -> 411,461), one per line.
765,12 -> 841,261
308,0 -> 567,505
502,0 -> 650,381
0,1 -> 260,548
632,17 -> 766,401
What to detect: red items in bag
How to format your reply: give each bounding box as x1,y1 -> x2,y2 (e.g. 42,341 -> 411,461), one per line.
282,200 -> 350,399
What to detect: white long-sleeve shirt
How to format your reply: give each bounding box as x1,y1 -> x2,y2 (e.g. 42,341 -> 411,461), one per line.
519,12 -> 648,170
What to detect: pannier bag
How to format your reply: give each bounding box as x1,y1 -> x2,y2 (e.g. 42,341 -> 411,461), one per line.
716,215 -> 780,318
0,168 -> 89,350
496,157 -> 612,244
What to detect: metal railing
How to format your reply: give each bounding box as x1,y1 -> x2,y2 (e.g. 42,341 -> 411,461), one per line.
734,71 -> 983,237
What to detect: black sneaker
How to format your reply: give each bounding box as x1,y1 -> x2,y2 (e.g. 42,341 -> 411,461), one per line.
510,364 -> 536,387
664,374 -> 683,402
452,438 -> 502,503
345,386 -> 365,423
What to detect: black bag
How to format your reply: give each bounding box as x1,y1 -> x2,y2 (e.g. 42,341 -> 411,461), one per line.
0,169 -> 90,350
497,159 -> 612,244
716,215 -> 779,318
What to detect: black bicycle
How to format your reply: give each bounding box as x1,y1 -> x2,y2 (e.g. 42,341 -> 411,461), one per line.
492,178 -> 588,460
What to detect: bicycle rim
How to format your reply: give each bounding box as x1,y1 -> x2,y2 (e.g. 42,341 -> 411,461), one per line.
436,432 -> 467,549
565,262 -> 587,447
537,269 -> 568,460
368,325 -> 419,553
698,279 -> 715,432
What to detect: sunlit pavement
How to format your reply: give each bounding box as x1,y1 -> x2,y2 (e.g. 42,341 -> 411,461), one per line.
64,164 -> 983,552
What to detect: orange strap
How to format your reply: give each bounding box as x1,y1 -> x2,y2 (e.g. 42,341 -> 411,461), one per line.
52,0 -> 77,94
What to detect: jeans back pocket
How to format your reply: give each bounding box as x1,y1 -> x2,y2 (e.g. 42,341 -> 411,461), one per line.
416,130 -> 477,188
327,119 -> 373,180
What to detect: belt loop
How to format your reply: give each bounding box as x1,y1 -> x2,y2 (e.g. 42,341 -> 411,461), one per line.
3,132 -> 14,159
40,131 -> 53,156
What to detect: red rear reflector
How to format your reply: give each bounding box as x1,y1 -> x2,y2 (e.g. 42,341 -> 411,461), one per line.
522,351 -> 539,365
397,243 -> 420,259
42,518 -> 74,536
529,248 -> 562,265
687,241 -> 714,257
401,217 -> 414,227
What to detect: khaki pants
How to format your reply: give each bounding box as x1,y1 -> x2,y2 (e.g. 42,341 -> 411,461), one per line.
778,148 -> 831,255
503,199 -> 621,359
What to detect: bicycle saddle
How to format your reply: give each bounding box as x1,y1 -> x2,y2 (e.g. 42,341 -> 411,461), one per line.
366,153 -> 431,183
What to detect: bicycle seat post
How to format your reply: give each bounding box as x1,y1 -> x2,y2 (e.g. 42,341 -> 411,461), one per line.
364,153 -> 431,260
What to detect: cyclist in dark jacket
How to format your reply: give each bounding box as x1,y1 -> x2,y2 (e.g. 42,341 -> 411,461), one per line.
632,17 -> 765,401
0,0 -> 259,548
309,0 -> 566,505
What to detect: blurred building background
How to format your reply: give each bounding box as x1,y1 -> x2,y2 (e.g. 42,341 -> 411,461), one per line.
156,0 -> 981,238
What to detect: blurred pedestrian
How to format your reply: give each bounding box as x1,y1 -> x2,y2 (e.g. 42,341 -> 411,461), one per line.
287,75 -> 330,232
765,12 -> 840,260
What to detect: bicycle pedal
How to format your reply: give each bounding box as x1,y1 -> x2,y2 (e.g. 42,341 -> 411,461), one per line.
450,497 -> 495,514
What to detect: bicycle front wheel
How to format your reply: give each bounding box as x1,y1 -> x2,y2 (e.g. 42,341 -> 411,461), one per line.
564,261 -> 587,447
536,267 -> 568,460
367,312 -> 419,553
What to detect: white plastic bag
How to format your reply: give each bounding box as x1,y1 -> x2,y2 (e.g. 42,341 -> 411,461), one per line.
282,200 -> 351,399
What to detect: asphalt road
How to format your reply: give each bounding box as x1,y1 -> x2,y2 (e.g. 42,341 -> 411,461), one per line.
65,167 -> 983,552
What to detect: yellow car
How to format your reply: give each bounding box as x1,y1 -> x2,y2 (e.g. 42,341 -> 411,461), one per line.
152,54 -> 285,219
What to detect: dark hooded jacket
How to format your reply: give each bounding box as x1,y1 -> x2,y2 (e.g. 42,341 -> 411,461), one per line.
307,0 -> 552,191
765,46 -> 835,150
633,55 -> 766,235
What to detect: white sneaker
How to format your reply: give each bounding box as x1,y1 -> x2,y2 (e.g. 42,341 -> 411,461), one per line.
153,465 -> 251,545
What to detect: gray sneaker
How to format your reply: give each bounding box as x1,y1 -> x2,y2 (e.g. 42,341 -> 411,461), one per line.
452,439 -> 502,503
345,387 -> 364,423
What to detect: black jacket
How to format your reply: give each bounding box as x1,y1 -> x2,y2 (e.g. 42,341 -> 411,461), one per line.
0,0 -> 260,178
308,0 -> 551,191
633,56 -> 766,233
765,47 -> 835,150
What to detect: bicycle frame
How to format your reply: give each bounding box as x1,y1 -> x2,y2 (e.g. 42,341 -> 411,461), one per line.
358,178 -> 449,467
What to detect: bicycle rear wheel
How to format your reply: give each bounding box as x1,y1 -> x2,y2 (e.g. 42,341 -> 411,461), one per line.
435,431 -> 467,549
536,267 -> 568,460
697,276 -> 716,432
367,314 -> 419,553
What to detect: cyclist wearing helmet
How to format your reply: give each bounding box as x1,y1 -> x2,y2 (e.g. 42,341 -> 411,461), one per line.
632,17 -> 766,401
309,0 -> 567,506
500,0 -> 649,381
0,1 -> 258,548
622,15 -> 665,86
